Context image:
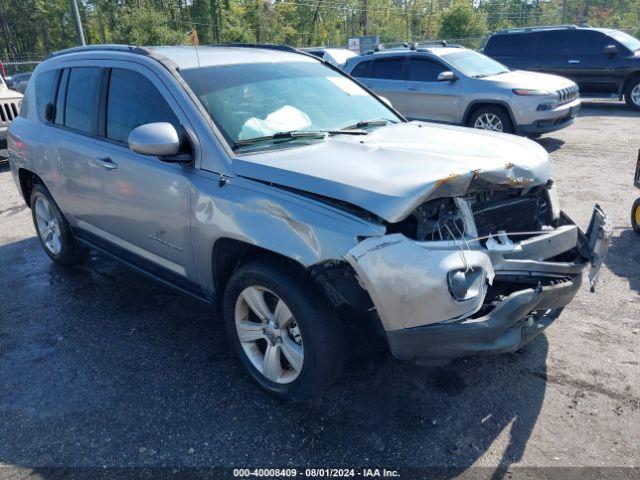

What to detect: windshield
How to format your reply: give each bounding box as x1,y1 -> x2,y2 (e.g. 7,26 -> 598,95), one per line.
441,50 -> 509,78
180,61 -> 400,149
606,30 -> 640,52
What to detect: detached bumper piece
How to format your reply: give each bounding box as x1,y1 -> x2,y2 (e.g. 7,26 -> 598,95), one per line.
387,275 -> 580,365
346,204 -> 612,366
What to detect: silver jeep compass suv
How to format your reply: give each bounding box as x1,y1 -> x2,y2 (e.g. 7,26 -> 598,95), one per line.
8,45 -> 611,400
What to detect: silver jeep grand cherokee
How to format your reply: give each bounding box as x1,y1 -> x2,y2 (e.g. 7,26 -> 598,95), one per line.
8,45 -> 611,401
343,44 -> 581,136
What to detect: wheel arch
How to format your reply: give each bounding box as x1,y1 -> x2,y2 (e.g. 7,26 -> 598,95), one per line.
621,71 -> 640,100
462,100 -> 517,128
17,168 -> 44,206
211,238 -> 309,303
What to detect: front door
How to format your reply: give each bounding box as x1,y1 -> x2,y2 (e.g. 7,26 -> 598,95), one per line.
83,64 -> 198,290
403,56 -> 461,123
563,30 -> 623,95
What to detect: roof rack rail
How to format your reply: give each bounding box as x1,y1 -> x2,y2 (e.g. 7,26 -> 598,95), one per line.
48,44 -> 151,58
497,24 -> 580,34
216,43 -> 300,53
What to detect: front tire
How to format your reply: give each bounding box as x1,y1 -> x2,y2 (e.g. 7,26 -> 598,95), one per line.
632,197 -> 640,234
30,183 -> 88,266
223,257 -> 345,401
624,77 -> 640,111
468,105 -> 514,134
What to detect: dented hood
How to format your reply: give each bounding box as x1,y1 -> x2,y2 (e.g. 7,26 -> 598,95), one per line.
233,121 -> 552,222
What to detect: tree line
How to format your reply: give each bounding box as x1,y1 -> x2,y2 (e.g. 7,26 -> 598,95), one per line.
1,0 -> 638,58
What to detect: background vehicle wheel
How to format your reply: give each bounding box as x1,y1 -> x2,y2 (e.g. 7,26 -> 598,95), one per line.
468,105 -> 514,134
223,257 -> 345,401
624,77 -> 640,111
632,198 -> 640,234
30,184 -> 88,266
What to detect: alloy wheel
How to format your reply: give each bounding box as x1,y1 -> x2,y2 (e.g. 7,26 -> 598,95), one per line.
474,113 -> 504,132
234,286 -> 304,384
34,196 -> 62,255
631,84 -> 640,106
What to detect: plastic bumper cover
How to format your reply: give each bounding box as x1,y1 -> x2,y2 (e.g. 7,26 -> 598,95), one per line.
345,204 -> 611,365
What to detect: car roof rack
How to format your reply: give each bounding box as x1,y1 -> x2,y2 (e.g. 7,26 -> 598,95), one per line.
49,44 -> 152,58
363,40 -> 463,55
496,24 -> 582,34
215,43 -> 300,53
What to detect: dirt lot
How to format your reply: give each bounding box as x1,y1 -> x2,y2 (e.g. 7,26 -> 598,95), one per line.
0,100 -> 639,478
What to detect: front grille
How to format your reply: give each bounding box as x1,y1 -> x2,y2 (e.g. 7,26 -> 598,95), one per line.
0,100 -> 20,126
472,196 -> 542,238
556,85 -> 579,105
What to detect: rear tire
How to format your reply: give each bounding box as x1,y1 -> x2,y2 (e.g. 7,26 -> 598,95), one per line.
632,198 -> 640,234
467,105 -> 514,134
223,257 -> 345,401
30,183 -> 88,266
624,77 -> 640,111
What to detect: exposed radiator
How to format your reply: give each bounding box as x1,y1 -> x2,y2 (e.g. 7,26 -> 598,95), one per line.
472,196 -> 542,237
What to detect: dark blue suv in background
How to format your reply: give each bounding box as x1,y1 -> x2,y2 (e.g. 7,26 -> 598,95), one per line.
484,25 -> 640,110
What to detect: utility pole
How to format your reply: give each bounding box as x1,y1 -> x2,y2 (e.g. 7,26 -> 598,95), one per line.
70,0 -> 86,46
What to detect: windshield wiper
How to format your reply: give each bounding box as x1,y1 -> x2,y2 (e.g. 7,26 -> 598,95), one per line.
232,129 -> 366,150
341,118 -> 397,131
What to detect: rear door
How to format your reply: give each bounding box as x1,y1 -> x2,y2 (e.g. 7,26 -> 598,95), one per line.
564,30 -> 624,94
528,30 -> 569,77
39,67 -> 105,225
404,56 -> 461,123
354,56 -> 407,112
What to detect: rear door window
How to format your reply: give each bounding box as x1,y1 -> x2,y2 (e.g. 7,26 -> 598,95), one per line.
407,57 -> 446,82
369,57 -> 405,80
106,68 -> 181,144
64,67 -> 102,135
533,30 -> 568,56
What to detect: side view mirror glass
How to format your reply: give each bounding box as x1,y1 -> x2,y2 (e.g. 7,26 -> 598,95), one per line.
438,71 -> 457,82
379,96 -> 393,107
128,122 -> 182,159
604,44 -> 619,57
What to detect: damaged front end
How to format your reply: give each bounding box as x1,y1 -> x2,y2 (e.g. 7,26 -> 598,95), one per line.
343,184 -> 612,366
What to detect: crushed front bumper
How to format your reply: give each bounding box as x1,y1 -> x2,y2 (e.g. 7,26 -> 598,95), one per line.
345,205 -> 611,365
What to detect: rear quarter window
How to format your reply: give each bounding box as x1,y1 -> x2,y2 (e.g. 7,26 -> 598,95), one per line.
34,69 -> 60,122
350,60 -> 371,77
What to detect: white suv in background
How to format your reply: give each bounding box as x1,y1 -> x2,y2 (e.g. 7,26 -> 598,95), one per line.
343,44 -> 581,136
0,74 -> 23,150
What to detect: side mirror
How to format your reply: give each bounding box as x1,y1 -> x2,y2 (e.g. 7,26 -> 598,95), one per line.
604,44 -> 619,58
438,71 -> 458,82
128,122 -> 190,163
379,95 -> 393,108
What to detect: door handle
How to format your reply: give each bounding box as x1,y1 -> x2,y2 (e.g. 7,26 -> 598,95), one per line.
407,86 -> 419,91
568,59 -> 580,64
89,157 -> 118,170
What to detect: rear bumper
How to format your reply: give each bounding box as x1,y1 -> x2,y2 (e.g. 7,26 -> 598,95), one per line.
346,204 -> 611,365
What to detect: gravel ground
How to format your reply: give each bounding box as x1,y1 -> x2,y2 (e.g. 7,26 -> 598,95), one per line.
0,100 -> 639,478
